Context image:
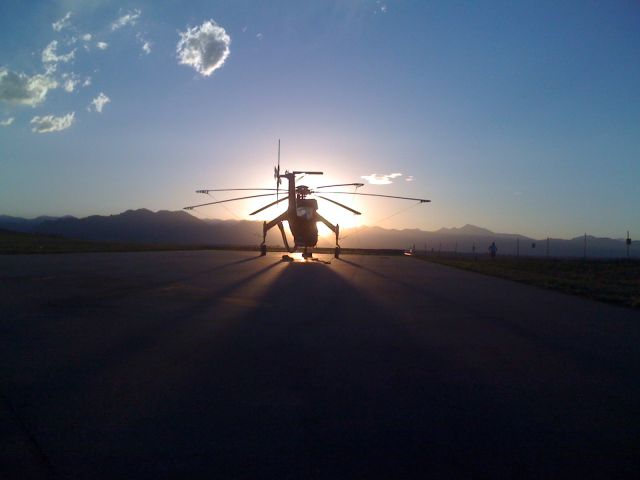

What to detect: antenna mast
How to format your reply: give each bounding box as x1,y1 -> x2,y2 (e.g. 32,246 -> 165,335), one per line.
277,139 -> 281,203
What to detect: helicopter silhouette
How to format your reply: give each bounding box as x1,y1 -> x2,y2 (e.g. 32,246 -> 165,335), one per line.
185,141 -> 430,259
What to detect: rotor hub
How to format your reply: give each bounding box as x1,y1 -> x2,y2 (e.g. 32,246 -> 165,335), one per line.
296,185 -> 311,199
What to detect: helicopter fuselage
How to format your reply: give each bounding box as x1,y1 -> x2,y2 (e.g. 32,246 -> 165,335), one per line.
290,197 -> 319,247
283,173 -> 319,248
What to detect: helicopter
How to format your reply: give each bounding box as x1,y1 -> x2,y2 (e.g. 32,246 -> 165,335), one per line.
184,141 -> 430,259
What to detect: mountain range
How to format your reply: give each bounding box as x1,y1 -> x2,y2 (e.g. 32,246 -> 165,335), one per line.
0,209 -> 636,258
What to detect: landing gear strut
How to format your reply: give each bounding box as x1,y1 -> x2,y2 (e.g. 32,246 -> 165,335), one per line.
334,246 -> 341,259
260,244 -> 267,256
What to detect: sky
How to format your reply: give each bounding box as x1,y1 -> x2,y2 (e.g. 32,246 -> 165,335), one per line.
1,0 -> 639,239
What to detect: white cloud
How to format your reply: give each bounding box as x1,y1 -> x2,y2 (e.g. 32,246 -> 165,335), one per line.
0,68 -> 58,107
136,33 -> 152,54
176,20 -> 231,77
96,41 -> 108,50
82,76 -> 92,87
52,12 -> 72,32
374,1 -> 387,14
62,73 -> 80,92
0,117 -> 14,126
81,33 -> 92,41
42,40 -> 76,64
43,62 -> 57,75
111,9 -> 141,31
405,176 -> 414,182
30,112 -> 75,133
361,173 -> 403,185
88,92 -> 110,113
256,32 -> 263,40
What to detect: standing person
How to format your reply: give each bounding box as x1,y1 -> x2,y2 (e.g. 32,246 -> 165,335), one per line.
488,241 -> 497,258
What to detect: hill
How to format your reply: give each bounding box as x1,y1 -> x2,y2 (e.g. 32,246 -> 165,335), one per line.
0,210 -> 636,258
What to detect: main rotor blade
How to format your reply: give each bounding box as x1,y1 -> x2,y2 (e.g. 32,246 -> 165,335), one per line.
318,191 -> 430,203
317,195 -> 362,215
249,196 -> 288,215
184,193 -> 277,210
196,188 -> 285,193
315,183 -> 365,189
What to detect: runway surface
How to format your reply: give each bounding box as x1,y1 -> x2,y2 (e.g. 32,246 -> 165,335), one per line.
1,250 -> 639,479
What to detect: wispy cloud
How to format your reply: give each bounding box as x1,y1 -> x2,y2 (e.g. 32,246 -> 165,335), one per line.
42,40 -> 76,64
96,41 -> 108,50
0,117 -> 14,126
111,9 -> 141,31
405,175 -> 414,182
136,33 -> 152,54
30,112 -> 75,133
0,68 -> 58,107
361,173 -> 403,185
256,32 -> 263,40
81,33 -> 92,41
177,20 -> 231,77
88,92 -> 110,113
62,72 -> 80,92
52,11 -> 72,32
374,1 -> 388,14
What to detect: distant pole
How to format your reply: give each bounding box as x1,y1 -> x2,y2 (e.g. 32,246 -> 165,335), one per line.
627,231 -> 631,259
546,237 -> 550,257
516,238 -> 519,257
583,233 -> 587,260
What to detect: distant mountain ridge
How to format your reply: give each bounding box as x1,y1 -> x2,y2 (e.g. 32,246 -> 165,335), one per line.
435,224 -> 495,236
0,209 -> 636,258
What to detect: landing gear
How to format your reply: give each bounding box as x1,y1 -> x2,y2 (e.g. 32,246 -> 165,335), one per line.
302,247 -> 313,259
260,244 -> 267,256
334,246 -> 341,259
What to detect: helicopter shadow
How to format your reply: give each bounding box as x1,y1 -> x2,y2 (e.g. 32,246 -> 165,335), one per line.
124,261 -> 504,479
337,256 -> 429,296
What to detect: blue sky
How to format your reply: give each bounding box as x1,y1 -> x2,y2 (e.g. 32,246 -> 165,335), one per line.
1,0 -> 638,239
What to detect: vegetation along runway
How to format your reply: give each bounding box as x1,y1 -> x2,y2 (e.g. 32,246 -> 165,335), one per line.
1,251 -> 639,478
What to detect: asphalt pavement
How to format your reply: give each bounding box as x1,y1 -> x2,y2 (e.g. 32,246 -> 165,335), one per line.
1,250 -> 639,478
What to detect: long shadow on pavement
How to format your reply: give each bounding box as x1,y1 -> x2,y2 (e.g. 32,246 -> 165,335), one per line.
84,260 -> 628,479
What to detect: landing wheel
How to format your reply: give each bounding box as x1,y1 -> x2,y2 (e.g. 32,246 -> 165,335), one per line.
260,244 -> 267,256
334,246 -> 341,258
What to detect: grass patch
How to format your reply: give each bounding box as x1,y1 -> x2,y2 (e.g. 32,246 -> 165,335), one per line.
415,254 -> 640,309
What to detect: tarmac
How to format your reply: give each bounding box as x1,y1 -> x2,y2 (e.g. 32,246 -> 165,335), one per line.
1,250 -> 639,479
